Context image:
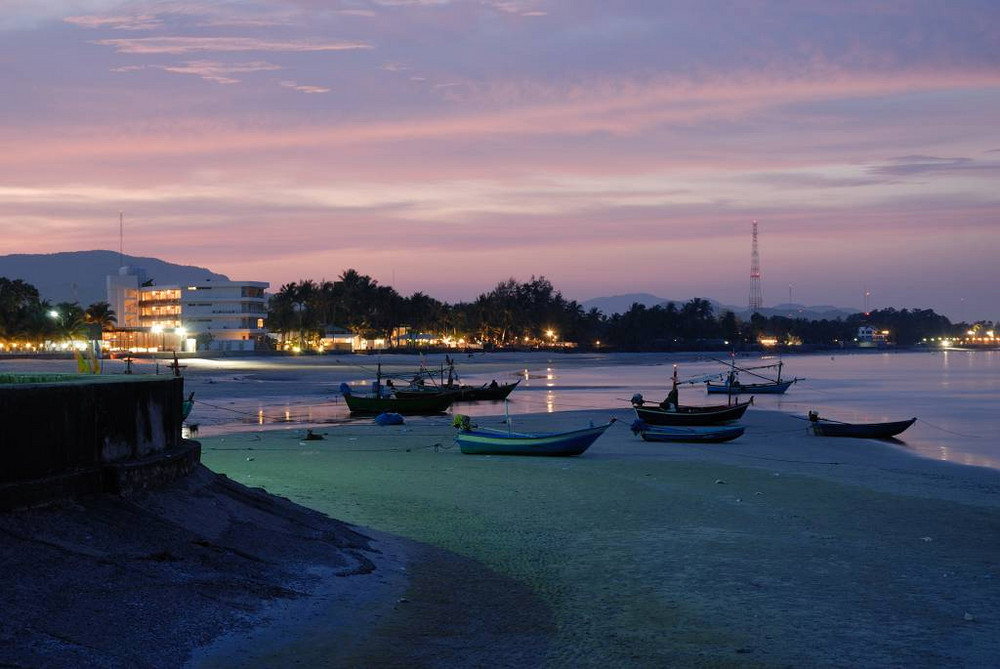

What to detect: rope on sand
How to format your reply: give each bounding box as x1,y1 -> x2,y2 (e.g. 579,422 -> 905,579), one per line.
913,419 -> 984,439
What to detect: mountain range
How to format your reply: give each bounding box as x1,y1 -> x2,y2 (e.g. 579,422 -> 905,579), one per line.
0,251 -> 859,320
0,251 -> 228,307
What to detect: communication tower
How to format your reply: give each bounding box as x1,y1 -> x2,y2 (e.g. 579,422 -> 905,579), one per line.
748,220 -> 763,312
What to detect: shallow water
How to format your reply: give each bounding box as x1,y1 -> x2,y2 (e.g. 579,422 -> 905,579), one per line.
3,349 -> 997,469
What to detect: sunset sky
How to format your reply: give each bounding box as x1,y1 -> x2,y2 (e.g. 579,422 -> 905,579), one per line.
2,1 -> 998,319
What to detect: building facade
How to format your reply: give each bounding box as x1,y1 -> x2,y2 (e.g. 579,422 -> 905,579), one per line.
106,274 -> 269,352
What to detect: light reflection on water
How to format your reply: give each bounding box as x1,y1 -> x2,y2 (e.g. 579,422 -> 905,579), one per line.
5,350 -> 997,469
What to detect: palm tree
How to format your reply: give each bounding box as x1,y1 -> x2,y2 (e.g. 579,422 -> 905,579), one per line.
85,302 -> 117,330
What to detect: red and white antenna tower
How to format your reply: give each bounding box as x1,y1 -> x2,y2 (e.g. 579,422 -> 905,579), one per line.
748,220 -> 763,312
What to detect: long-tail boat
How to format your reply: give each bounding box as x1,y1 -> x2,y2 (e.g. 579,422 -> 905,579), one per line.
630,420 -> 745,443
806,412 -> 916,439
454,416 -> 615,456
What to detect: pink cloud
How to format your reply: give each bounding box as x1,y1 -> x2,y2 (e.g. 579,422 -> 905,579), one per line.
92,36 -> 373,54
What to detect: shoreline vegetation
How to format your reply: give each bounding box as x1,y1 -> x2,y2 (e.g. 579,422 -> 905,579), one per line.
2,273 -> 996,355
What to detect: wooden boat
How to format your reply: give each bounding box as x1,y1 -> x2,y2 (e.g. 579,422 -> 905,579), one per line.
454,419 -> 615,456
807,412 -> 916,439
339,363 -> 455,415
341,390 -> 454,415
394,357 -> 520,402
394,379 -> 519,402
456,379 -> 520,401
706,359 -> 800,395
633,400 -> 751,426
630,420 -> 745,443
706,378 -> 795,394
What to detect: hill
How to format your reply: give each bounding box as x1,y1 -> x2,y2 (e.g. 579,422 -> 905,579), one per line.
0,250 -> 229,306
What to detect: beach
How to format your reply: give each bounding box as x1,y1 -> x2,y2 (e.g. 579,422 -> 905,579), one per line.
192,407 -> 1000,667
3,352 -> 999,667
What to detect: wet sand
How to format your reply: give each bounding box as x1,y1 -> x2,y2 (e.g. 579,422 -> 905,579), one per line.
194,408 -> 1000,667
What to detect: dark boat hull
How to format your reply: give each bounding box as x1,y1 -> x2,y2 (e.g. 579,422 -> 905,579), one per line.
343,393 -> 454,415
706,380 -> 794,394
455,421 -> 613,456
634,401 -> 751,426
395,381 -> 519,402
457,380 -> 520,401
810,417 -> 916,439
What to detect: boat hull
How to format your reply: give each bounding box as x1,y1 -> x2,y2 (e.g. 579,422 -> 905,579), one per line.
634,401 -> 751,426
810,417 -> 916,439
457,380 -> 520,401
706,380 -> 794,394
636,424 -> 745,443
343,393 -> 454,415
395,380 -> 519,402
455,422 -> 613,456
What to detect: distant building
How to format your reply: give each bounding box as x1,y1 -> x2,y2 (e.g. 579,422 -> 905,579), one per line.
106,273 -> 269,352
857,326 -> 889,347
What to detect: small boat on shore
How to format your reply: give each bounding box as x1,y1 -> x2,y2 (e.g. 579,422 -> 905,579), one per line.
454,416 -> 615,456
340,386 -> 455,415
395,379 -> 520,402
630,420 -> 745,443
339,363 -> 455,415
632,400 -> 752,426
805,412 -> 916,439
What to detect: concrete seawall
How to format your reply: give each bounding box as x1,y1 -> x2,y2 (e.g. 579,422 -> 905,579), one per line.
0,374 -> 198,509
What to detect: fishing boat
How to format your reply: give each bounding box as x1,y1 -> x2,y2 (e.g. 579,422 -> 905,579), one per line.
629,420 -> 745,443
633,401 -> 751,426
340,386 -> 454,415
456,379 -> 520,401
339,363 -> 455,415
454,418 -> 615,456
806,412 -> 916,439
394,379 -> 519,402
393,357 -> 520,402
631,365 -> 752,425
705,359 -> 800,395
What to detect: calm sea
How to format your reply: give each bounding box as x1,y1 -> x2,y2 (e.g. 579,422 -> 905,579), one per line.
491,350 -> 1000,470
4,349 -> 997,470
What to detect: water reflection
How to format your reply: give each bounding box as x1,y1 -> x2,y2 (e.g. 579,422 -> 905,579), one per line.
169,350 -> 998,469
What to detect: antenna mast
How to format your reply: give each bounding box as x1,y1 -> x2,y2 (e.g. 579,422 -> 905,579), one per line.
119,211 -> 124,268
748,220 -> 763,313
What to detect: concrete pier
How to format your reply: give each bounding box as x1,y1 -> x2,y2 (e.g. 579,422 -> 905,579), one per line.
0,374 -> 199,509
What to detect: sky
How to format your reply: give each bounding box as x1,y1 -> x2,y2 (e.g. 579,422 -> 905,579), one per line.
1,0 -> 998,320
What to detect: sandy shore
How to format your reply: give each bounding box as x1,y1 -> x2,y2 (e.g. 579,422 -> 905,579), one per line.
3,354 -> 998,666
191,408 -> 999,667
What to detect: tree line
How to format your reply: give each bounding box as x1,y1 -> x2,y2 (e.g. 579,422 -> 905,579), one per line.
267,270 -> 988,350
0,277 -> 116,346
1,272 -> 990,351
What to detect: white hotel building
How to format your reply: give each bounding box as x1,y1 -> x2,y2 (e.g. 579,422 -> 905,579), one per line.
106,266 -> 268,352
